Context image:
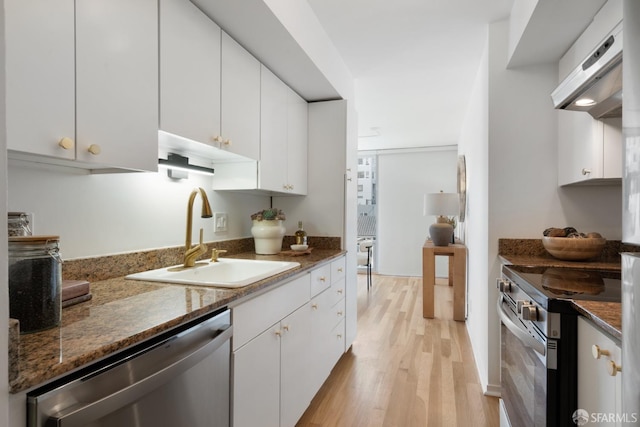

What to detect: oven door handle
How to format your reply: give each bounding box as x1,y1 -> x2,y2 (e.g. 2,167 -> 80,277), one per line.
497,295 -> 546,356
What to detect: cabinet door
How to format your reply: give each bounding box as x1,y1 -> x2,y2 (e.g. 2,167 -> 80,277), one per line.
308,290 -> 335,395
602,117 -> 622,179
75,0 -> 158,171
260,66 -> 289,192
233,325 -> 281,427
221,32 -> 261,161
577,317 -> 622,426
5,0 -> 75,159
159,0 -> 221,145
280,304 -> 313,427
287,88 -> 309,195
558,110 -> 603,185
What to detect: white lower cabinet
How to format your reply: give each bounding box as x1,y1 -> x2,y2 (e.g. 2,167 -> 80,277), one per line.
577,316 -> 622,426
232,256 -> 346,427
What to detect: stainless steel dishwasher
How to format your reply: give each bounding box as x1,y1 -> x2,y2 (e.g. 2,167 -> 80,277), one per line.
27,308 -> 232,427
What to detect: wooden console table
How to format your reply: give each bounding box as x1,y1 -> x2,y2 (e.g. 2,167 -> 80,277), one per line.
422,240 -> 467,321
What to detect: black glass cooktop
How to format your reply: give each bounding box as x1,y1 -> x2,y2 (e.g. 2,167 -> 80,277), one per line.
502,265 -> 621,312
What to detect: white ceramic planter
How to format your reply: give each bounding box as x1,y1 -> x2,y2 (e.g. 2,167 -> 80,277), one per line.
251,220 -> 286,254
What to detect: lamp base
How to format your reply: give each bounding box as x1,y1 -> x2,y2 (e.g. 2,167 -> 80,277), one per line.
429,223 -> 453,246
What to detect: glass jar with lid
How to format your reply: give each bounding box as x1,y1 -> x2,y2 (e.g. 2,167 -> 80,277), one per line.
9,235 -> 63,334
8,212 -> 32,236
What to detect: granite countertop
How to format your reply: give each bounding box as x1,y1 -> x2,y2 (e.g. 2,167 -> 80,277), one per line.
9,244 -> 345,394
572,301 -> 622,342
499,238 -> 631,342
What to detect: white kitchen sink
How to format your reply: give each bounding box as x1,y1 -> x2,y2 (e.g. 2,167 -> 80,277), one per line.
126,258 -> 301,288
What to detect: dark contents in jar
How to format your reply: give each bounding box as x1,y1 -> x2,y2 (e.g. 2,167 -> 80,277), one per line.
9,257 -> 61,334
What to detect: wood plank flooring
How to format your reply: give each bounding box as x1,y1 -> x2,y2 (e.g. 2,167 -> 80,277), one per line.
296,274 -> 499,427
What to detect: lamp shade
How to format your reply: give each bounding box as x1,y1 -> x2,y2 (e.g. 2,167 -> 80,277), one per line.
424,192 -> 459,217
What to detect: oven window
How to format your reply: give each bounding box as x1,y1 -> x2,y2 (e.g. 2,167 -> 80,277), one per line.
501,322 -> 547,426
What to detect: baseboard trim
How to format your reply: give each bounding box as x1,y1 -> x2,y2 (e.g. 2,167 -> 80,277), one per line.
484,383 -> 502,397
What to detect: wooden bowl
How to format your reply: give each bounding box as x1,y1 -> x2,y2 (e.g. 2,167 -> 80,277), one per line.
542,236 -> 606,261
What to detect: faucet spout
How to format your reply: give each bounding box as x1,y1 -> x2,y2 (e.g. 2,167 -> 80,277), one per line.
184,187 -> 213,267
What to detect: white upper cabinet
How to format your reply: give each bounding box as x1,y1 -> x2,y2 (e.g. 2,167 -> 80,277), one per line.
287,88 -> 309,194
260,66 -> 308,195
220,32 -> 261,161
6,0 -> 76,160
159,0 -> 221,146
558,112 -> 622,186
75,0 -> 158,171
6,0 -> 158,172
260,66 -> 289,192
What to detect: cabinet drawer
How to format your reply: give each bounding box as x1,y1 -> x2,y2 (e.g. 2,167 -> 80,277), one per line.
233,273 -> 310,350
311,264 -> 331,297
331,257 -> 346,284
328,278 -> 346,308
330,298 -> 346,329
328,319 -> 346,366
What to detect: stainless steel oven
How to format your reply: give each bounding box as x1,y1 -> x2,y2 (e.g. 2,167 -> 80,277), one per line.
27,308 -> 232,427
498,265 -> 622,427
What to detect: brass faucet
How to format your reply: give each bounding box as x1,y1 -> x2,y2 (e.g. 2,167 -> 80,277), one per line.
211,249 -> 227,262
184,187 -> 213,267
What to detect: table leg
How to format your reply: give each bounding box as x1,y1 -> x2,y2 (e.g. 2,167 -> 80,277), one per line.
452,250 -> 466,321
423,247 -> 435,318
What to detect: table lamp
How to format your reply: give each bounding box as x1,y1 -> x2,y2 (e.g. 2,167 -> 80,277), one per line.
424,191 -> 459,246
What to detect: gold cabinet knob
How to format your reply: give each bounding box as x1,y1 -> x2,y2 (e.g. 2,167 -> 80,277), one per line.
88,144 -> 101,155
337,267 -> 343,272
319,276 -> 326,282
311,304 -> 318,310
58,137 -> 74,150
212,135 -> 223,143
592,344 -> 611,360
582,168 -> 592,176
274,330 -> 282,337
607,360 -> 622,376
337,289 -> 343,294
223,139 -> 232,146
282,325 -> 289,332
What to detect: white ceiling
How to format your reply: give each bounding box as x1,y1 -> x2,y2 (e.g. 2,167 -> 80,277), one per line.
306,0 -> 514,150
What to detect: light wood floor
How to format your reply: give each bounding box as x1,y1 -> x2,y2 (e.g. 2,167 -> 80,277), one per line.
296,274 -> 499,427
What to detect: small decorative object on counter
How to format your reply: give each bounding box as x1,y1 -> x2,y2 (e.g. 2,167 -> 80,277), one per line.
541,226 -> 606,260
250,209 -> 286,255
9,235 -> 63,334
295,221 -> 308,245
8,212 -> 32,236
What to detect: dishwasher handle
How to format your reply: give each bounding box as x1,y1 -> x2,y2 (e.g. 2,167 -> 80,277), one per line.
47,324 -> 232,427
496,295 -> 546,357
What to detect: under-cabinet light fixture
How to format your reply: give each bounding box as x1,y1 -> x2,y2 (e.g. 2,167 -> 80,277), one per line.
158,153 -> 215,179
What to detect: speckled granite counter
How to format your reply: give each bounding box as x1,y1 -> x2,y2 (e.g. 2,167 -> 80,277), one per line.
9,239 -> 344,394
499,238 -> 634,342
572,301 -> 622,342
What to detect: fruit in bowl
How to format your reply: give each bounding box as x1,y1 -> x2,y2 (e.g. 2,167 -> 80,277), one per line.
541,227 -> 605,261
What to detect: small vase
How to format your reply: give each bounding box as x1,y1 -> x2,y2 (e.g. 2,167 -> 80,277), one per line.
251,220 -> 286,254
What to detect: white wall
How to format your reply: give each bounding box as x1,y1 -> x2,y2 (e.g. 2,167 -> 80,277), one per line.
458,33 -> 490,394
460,18 -> 623,396
0,0 -> 10,422
376,148 -> 457,276
7,161 -> 270,259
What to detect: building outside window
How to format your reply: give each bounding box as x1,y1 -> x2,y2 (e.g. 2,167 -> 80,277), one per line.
357,154 -> 377,273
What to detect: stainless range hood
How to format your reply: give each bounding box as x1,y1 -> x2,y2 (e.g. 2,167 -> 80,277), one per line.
551,22 -> 623,119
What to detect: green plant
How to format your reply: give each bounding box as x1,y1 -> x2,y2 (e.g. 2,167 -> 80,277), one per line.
251,208 -> 286,221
